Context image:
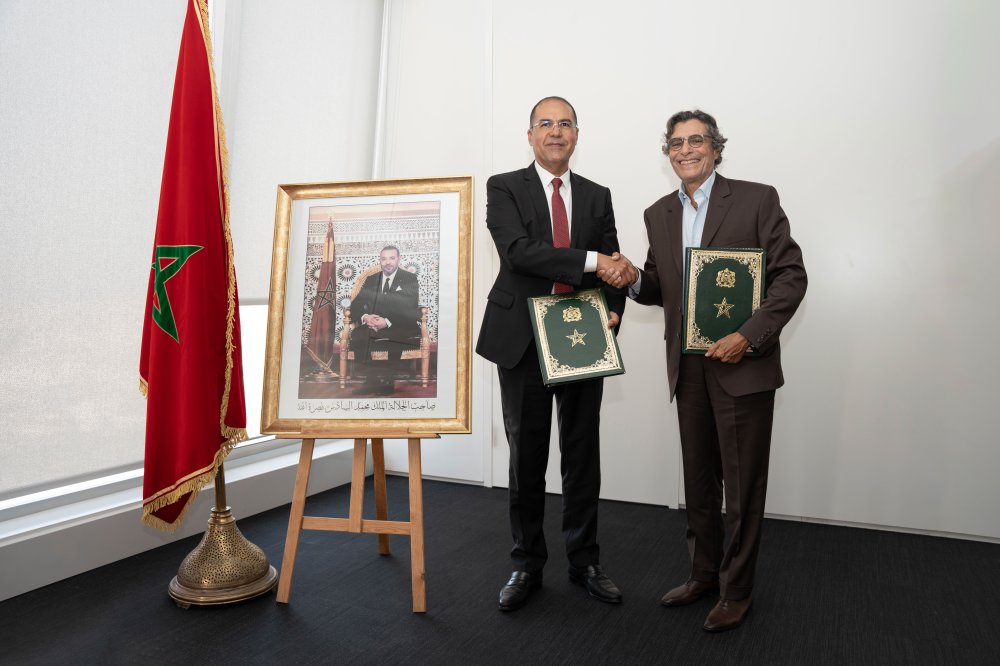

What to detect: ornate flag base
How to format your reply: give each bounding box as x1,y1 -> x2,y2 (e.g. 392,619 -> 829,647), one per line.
168,506 -> 278,608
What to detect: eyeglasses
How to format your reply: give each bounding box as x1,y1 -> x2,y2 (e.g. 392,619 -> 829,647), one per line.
666,134 -> 711,151
531,119 -> 578,132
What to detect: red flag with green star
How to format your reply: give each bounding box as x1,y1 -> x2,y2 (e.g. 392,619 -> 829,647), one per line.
139,0 -> 246,531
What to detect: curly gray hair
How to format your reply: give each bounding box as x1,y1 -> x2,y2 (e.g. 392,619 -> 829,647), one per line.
662,109 -> 727,166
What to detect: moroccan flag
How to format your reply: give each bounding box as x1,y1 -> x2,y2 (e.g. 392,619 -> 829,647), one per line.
307,222 -> 338,368
139,0 -> 246,531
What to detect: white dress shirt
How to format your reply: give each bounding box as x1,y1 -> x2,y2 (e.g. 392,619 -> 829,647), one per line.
533,162 -> 598,273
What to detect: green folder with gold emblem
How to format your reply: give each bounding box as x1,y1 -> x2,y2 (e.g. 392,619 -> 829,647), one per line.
527,288 -> 625,386
682,248 -> 766,354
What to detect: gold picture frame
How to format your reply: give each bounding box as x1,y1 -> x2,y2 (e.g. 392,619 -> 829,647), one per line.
261,176 -> 473,436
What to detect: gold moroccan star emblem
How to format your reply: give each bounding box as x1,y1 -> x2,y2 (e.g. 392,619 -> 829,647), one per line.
714,297 -> 735,318
566,329 -> 587,347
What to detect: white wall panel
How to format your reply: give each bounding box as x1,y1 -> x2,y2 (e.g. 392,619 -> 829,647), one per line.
491,0 -> 1000,537
377,0 -> 492,483
224,0 -> 384,302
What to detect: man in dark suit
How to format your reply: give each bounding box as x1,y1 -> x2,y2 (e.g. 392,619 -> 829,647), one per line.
350,245 -> 420,396
606,110 -> 806,631
476,96 -> 630,612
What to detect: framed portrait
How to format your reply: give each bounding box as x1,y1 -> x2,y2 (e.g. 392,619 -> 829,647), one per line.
261,176 -> 473,436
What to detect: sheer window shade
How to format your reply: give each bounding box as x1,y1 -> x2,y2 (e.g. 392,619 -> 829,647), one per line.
0,0 -> 381,497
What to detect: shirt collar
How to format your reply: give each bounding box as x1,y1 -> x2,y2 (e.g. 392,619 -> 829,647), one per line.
534,162 -> 572,188
678,170 -> 717,206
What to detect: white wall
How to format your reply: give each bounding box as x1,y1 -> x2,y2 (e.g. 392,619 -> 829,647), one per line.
489,1 -> 683,506
222,0 -> 385,302
3,1 -> 998,608
380,0 -> 1000,539
374,0 -> 493,483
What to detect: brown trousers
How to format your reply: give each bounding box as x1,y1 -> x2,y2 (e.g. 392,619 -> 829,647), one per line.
676,354 -> 775,601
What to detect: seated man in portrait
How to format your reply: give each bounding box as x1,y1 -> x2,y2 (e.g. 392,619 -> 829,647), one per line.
349,245 -> 420,396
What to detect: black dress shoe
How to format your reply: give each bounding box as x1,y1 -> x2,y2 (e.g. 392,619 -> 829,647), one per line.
498,571 -> 541,611
660,579 -> 719,607
703,597 -> 752,632
568,564 -> 622,604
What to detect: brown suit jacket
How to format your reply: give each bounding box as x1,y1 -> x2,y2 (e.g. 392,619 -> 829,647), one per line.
634,173 -> 807,400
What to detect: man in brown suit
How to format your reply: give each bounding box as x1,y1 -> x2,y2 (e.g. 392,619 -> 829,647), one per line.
603,110 -> 806,632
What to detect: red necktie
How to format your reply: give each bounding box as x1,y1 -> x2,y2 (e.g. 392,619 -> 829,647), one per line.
551,177 -> 572,294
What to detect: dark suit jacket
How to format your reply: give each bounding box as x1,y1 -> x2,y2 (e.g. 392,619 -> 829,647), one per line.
634,173 -> 807,399
350,267 -> 421,344
476,163 -> 626,369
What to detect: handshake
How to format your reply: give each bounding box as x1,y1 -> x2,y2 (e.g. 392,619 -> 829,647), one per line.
596,252 -> 638,290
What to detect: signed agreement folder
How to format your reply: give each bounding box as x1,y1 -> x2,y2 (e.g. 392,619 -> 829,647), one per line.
682,248 -> 766,354
527,288 -> 625,386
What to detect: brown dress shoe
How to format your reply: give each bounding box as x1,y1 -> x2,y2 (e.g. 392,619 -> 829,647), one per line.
660,579 -> 720,606
703,597 -> 752,632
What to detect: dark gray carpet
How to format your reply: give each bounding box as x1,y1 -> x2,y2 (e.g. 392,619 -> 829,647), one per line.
2,476 -> 998,665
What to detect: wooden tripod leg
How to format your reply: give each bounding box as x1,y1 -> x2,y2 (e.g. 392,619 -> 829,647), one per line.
348,438 -> 367,533
372,438 -> 390,555
276,438 -> 316,604
408,438 -> 426,613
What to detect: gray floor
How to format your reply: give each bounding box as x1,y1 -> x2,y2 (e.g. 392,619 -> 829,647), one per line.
2,477 -> 998,665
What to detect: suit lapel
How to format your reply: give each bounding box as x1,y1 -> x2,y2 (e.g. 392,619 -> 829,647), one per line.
569,172 -> 586,248
524,163 -> 553,244
699,172 -> 733,247
367,272 -> 381,310
663,194 -> 684,276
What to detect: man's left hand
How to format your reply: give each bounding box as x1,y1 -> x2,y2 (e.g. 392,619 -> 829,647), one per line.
607,312 -> 620,329
705,332 -> 750,364
366,314 -> 388,331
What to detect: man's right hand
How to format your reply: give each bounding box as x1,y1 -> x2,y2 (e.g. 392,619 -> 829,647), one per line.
597,252 -> 638,289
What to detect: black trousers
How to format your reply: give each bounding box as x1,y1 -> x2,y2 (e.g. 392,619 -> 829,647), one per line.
356,335 -> 416,387
676,354 -> 775,600
497,342 -> 604,573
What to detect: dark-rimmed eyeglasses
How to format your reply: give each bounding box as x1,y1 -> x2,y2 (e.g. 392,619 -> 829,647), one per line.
666,134 -> 711,151
531,119 -> 577,132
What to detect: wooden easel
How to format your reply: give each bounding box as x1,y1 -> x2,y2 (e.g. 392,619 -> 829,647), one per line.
275,433 -> 437,612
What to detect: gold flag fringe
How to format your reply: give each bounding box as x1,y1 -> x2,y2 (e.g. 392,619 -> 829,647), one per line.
195,0 -> 242,444
140,0 -> 248,533
141,427 -> 246,532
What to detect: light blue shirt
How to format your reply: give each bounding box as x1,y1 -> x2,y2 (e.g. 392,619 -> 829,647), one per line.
680,170 -> 716,250
629,170 -> 717,298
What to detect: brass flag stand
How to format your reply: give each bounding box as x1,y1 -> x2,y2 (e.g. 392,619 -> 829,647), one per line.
168,464 -> 278,608
276,433 -> 433,612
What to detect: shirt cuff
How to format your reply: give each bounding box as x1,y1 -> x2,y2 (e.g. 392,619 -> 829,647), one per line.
627,273 -> 642,299
584,251 -> 597,273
